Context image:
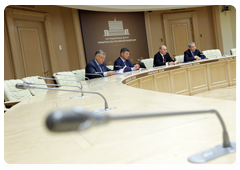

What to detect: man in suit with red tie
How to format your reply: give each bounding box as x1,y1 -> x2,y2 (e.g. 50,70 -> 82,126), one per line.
154,45 -> 179,66
85,50 -> 116,79
184,42 -> 206,62
114,47 -> 140,72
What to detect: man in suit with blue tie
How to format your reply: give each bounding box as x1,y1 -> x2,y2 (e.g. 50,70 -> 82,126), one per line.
85,50 -> 116,79
114,47 -> 140,72
154,45 -> 179,66
184,42 -> 206,62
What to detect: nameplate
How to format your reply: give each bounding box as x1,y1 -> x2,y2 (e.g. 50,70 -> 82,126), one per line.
218,57 -> 234,62
147,69 -> 164,75
125,76 -> 136,83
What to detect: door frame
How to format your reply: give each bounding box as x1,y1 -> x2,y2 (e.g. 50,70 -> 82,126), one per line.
5,8 -> 58,78
163,11 -> 201,58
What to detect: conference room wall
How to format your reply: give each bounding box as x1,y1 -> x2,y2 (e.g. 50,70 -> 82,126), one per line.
4,5 -> 84,80
145,6 -> 218,58
229,5 -> 238,48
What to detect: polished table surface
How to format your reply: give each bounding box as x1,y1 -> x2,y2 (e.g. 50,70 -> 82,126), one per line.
4,56 -> 236,164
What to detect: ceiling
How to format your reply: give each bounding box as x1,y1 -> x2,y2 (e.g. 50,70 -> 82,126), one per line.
60,5 -> 209,12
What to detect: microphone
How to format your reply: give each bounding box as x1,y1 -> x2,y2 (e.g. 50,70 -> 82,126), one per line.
85,73 -> 104,80
38,77 -> 83,90
23,82 -> 87,98
15,83 -> 116,112
73,73 -> 92,84
45,107 -> 236,163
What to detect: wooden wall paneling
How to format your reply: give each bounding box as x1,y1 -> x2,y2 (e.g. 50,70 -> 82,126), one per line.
5,8 -> 58,78
188,64 -> 209,95
191,12 -> 201,50
170,68 -> 190,95
212,6 -> 224,55
227,60 -> 236,86
155,71 -> 172,93
126,79 -> 140,88
141,75 -> 155,91
44,13 -> 59,73
17,28 -> 45,77
5,11 -> 24,78
207,61 -> 229,90
144,11 -> 154,59
72,9 -> 86,69
4,20 -> 15,79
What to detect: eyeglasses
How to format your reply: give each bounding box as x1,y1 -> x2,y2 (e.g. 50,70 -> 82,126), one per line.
98,56 -> 105,60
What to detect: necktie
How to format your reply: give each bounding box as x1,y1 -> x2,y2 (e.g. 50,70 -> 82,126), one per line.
124,60 -> 127,66
164,55 -> 166,63
98,64 -> 103,72
192,51 -> 195,57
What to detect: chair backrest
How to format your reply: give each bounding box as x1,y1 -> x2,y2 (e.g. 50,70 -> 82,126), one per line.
107,65 -> 114,70
202,49 -> 222,59
175,55 -> 184,63
4,79 -> 32,102
53,71 -> 78,85
230,48 -> 236,56
72,69 -> 86,81
22,76 -> 48,96
141,58 -> 153,69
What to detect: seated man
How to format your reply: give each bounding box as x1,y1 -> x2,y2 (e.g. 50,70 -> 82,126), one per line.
154,45 -> 179,66
114,47 -> 140,72
85,50 -> 115,79
184,42 -> 206,62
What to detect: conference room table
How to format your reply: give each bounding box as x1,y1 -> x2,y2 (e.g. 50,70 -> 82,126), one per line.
4,56 -> 236,164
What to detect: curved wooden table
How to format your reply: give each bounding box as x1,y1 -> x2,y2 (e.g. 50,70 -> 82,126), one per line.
4,56 -> 236,164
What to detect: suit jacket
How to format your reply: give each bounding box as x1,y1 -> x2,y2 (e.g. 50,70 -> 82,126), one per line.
153,52 -> 174,66
85,60 -> 112,79
114,57 -> 134,72
184,49 -> 206,62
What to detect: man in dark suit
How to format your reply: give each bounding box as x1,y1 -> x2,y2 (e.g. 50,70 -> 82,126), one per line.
184,42 -> 206,62
114,47 -> 140,72
154,45 -> 180,66
85,50 -> 115,79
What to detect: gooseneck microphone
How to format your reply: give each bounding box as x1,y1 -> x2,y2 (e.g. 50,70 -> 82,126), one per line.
15,83 -> 116,112
23,82 -> 86,97
45,107 -> 235,163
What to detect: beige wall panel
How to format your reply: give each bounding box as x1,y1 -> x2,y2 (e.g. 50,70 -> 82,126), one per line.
171,68 -> 189,95
46,6 -> 70,72
62,8 -> 80,70
141,75 -> 155,91
196,6 -> 216,51
126,79 -> 140,88
4,23 -> 15,80
228,60 -> 236,85
208,62 -> 229,89
188,65 -> 208,95
145,6 -> 218,59
155,72 -> 171,93
18,28 -> 44,77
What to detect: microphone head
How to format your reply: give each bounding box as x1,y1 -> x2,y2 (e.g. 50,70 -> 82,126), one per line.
46,107 -> 111,132
46,107 -> 93,132
38,76 -> 44,79
15,83 -> 31,89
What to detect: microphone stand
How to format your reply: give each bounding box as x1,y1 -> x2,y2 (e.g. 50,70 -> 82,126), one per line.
45,107 -> 236,163
73,73 -> 92,84
23,82 -> 88,98
38,77 -> 83,90
16,83 -> 116,113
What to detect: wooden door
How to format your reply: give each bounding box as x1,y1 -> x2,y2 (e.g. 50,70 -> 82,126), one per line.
163,12 -> 201,60
14,20 -> 52,79
169,19 -> 193,57
5,8 -> 58,83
